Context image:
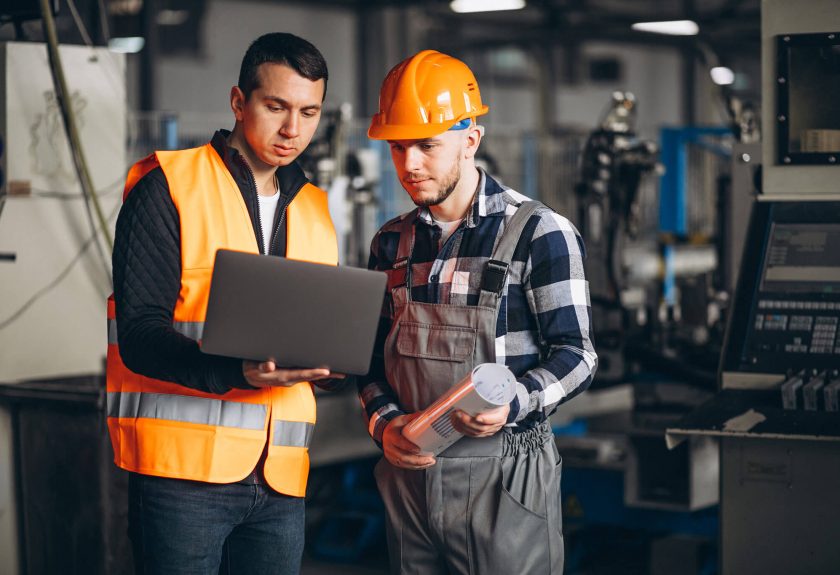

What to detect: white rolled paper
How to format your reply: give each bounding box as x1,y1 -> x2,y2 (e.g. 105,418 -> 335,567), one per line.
402,363 -> 517,456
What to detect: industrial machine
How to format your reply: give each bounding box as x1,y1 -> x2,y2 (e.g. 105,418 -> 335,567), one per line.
666,1 -> 840,573
576,92 -> 742,390
556,90 -> 732,574
667,198 -> 840,574
562,45 -> 771,574
575,91 -> 660,383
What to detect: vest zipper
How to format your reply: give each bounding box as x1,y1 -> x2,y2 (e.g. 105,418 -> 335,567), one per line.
236,156 -> 266,255
268,181 -> 304,256
235,155 -> 306,257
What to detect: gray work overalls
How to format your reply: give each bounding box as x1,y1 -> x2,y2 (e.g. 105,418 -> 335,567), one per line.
374,201 -> 564,575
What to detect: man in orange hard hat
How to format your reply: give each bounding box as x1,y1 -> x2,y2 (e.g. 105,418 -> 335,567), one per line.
358,50 -> 597,574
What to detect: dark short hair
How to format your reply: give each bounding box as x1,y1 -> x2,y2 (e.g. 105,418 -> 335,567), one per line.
238,33 -> 328,100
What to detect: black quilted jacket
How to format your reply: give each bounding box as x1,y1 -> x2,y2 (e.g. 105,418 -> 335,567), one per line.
112,130 -> 312,394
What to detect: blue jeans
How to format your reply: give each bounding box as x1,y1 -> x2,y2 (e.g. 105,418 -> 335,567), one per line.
128,472 -> 305,575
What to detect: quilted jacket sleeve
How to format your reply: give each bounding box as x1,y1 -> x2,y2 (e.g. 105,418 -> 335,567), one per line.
112,167 -> 253,394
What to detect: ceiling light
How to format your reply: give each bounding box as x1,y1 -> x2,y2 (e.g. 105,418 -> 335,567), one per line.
450,0 -> 526,14
631,20 -> 699,36
710,66 -> 735,85
108,37 -> 145,53
157,9 -> 190,26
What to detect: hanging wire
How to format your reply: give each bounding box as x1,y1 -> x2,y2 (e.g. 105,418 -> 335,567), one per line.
27,173 -> 126,199
64,0 -> 134,182
39,0 -> 114,288
96,0 -> 111,41
65,0 -> 94,47
0,201 -> 120,331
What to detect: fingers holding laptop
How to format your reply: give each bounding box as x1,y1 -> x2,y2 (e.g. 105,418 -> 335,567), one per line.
242,360 -> 333,388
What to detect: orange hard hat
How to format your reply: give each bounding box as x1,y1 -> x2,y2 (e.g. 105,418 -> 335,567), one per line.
368,50 -> 489,141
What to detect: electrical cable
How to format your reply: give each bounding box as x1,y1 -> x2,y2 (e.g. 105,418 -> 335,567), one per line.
65,0 -> 93,47
30,188 -> 120,200
0,236 -> 97,330
0,202 -> 120,332
27,173 -> 126,199
39,0 -> 114,288
96,0 -> 110,41
54,0 -> 131,153
65,0 -> 127,102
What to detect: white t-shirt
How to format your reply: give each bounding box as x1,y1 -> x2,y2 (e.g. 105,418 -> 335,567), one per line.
258,191 -> 280,254
435,217 -> 464,244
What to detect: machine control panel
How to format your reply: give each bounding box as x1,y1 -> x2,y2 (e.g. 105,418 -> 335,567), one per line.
780,369 -> 840,412
752,302 -> 839,354
724,201 -> 840,374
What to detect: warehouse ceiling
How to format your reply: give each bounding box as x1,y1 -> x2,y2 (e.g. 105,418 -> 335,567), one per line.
282,0 -> 762,55
1,0 -> 761,60
0,0 -> 762,116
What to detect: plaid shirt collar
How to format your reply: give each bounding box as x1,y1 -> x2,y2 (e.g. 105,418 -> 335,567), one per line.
414,168 -> 510,229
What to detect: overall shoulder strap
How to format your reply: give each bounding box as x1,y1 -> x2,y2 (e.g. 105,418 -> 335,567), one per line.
478,201 -> 545,304
388,211 -> 419,292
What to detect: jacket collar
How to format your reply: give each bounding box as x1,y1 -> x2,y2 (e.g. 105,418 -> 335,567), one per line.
210,130 -> 309,199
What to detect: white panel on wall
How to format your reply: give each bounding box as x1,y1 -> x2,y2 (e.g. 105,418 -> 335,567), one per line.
0,42 -> 125,383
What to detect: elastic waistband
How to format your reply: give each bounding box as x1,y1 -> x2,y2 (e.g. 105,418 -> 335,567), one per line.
436,421 -> 553,458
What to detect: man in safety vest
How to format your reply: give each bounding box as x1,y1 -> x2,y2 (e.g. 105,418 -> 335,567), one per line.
358,51 -> 598,574
109,33 -> 340,574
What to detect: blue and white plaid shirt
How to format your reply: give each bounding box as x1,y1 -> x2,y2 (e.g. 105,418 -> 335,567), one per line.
358,170 -> 597,444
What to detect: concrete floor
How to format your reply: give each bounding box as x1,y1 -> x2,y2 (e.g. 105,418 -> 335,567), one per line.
301,556 -> 387,575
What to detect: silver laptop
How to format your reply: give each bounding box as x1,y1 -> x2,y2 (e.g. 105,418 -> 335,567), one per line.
201,249 -> 387,376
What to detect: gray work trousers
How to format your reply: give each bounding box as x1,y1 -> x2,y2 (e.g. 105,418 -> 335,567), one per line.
375,423 -> 564,575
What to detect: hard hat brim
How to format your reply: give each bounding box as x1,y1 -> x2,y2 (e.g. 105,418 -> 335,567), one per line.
368,106 -> 489,141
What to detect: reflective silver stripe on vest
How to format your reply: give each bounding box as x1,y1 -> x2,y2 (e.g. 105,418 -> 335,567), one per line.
108,319 -> 118,345
106,320 -> 204,345
107,391 -> 266,430
173,321 -> 204,341
272,420 -> 315,448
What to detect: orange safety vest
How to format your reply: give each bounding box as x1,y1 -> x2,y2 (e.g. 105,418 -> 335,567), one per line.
106,143 -> 337,497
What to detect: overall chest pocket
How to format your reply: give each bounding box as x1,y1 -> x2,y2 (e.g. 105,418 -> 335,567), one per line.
396,322 -> 477,362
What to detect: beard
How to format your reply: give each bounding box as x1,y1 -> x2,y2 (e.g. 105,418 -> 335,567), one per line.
405,160 -> 461,208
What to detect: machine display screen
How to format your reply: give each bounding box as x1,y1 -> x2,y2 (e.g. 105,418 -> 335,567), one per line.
760,223 -> 840,294
724,201 -> 840,374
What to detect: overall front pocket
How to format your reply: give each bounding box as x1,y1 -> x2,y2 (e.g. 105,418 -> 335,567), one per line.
396,322 -> 477,362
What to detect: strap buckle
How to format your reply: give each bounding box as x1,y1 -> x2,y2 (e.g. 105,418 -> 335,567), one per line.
389,257 -> 409,290
481,259 -> 509,294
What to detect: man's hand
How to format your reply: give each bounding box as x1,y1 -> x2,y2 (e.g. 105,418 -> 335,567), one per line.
243,360 -> 332,388
451,404 -> 510,438
382,413 -> 436,470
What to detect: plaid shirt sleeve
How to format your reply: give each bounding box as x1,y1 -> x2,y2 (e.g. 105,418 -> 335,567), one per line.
357,227 -> 406,446
506,210 -> 598,424
356,202 -> 598,441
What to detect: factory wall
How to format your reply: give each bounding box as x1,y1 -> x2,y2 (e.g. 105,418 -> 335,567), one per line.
148,1 -> 709,142
154,0 -> 358,134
